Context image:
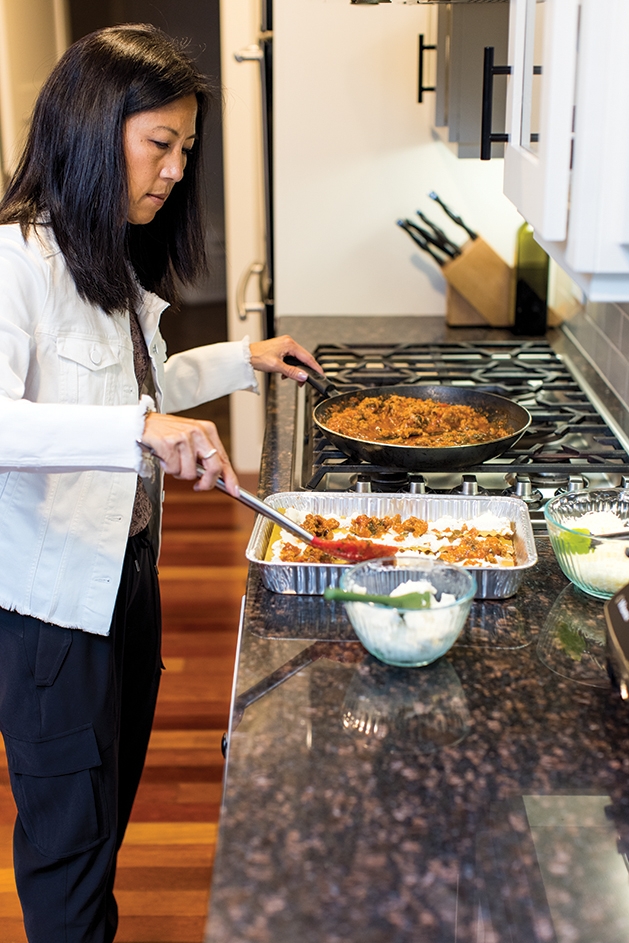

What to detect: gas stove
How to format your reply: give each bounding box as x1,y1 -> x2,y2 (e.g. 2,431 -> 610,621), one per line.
291,340 -> 629,531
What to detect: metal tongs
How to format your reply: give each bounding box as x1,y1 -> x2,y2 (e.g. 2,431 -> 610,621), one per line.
208,476 -> 399,563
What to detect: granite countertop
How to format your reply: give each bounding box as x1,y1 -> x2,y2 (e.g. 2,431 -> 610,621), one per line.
206,318 -> 629,943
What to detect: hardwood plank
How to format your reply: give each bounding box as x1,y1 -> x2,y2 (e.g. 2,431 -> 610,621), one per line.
157,676 -> 233,703
123,823 -> 217,845
0,868 -> 15,893
115,890 -> 207,916
129,783 -> 222,805
115,868 -> 211,891
115,915 -> 206,942
143,751 -> 218,768
158,566 -> 249,582
148,732 -> 224,750
116,846 -> 215,868
176,783 -> 223,804
151,711 -> 230,730
161,612 -> 242,629
0,850 -> 13,870
137,767 -> 224,785
161,632 -> 238,657
0,892 -> 22,918
129,802 -> 219,824
0,918 -> 27,942
160,658 -> 237,678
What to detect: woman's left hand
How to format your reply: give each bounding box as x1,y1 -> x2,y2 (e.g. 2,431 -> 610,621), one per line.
249,335 -> 322,382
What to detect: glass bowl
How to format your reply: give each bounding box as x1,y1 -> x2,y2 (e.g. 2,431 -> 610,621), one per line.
339,558 -> 476,667
543,488 -> 629,600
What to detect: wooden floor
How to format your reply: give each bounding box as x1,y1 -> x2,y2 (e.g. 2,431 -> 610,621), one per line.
0,473 -> 255,942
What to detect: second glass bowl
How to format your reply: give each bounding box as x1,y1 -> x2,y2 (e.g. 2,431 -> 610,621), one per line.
544,488 -> 629,600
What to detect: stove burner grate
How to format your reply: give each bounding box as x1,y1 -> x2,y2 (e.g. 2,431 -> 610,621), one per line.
294,340 -> 629,496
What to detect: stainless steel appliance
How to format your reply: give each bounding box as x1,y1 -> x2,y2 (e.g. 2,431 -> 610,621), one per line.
291,339 -> 629,531
605,586 -> 629,701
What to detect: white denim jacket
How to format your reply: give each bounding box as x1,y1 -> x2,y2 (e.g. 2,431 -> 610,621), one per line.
0,223 -> 258,635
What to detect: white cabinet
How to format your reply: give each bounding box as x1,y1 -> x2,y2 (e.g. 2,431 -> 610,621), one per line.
499,0 -> 629,301
434,2 -> 510,159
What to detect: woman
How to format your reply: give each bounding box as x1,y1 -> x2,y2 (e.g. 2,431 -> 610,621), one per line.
0,23 -> 319,943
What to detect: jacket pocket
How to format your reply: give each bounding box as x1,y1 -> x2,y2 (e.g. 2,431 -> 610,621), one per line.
56,335 -> 121,404
4,724 -> 109,858
56,336 -> 120,371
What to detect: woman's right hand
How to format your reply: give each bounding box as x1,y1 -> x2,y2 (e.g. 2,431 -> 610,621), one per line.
140,412 -> 239,495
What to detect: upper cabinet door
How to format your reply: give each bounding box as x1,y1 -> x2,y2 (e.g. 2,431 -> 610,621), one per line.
503,0 -> 578,241
434,2 -> 510,159
565,0 -> 629,278
502,0 -> 629,301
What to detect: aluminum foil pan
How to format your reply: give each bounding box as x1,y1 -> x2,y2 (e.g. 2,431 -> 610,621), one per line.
245,492 -> 537,599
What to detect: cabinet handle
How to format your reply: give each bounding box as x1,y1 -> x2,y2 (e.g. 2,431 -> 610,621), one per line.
418,34 -> 436,104
480,46 -> 511,161
236,262 -> 267,321
234,44 -> 263,63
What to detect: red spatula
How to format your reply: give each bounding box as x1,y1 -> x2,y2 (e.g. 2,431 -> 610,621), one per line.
212,477 -> 398,563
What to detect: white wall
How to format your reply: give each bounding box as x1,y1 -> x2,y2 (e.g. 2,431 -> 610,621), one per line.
0,0 -> 69,182
273,0 -> 523,317
220,0 -> 526,468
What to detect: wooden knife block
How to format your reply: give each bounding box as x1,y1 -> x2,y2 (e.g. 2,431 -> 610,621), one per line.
443,237 -> 514,328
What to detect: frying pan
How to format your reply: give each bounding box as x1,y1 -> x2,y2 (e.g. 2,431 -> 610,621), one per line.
291,363 -> 531,472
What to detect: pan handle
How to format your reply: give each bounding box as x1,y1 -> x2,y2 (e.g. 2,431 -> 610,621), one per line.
283,356 -> 341,398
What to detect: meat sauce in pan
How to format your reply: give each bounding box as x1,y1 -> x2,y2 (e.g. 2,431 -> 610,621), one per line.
324,394 -> 513,447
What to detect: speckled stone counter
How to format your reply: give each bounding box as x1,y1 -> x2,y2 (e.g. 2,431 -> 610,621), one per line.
206,318 -> 629,943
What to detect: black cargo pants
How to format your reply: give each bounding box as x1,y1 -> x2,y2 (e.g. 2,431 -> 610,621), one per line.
0,527 -> 162,943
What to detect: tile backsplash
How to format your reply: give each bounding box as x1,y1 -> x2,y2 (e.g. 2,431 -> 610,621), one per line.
562,303 -> 629,406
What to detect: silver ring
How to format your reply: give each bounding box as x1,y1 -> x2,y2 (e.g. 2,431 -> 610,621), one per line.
202,448 -> 218,461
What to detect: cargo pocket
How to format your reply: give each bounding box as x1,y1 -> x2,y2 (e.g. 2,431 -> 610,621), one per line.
34,621 -> 72,687
3,724 -> 109,858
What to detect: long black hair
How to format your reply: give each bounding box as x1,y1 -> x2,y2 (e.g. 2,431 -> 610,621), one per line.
0,24 -> 213,313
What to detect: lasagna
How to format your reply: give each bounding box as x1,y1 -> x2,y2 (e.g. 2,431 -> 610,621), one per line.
266,509 -> 517,567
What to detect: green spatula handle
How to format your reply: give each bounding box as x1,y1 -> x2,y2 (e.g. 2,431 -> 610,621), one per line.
324,587 -> 430,609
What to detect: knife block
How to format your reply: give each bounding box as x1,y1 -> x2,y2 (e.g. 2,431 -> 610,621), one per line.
443,237 -> 514,328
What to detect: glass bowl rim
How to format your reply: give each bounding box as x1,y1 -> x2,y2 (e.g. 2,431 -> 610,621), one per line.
543,487 -> 629,540
339,557 -> 477,612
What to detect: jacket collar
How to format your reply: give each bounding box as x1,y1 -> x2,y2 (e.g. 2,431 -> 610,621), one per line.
136,288 -> 169,349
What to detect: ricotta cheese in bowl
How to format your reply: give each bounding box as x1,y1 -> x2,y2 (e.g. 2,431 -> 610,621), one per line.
544,489 -> 629,600
339,559 -> 475,667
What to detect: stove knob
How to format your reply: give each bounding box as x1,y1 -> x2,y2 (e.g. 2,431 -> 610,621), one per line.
622,476 -> 629,491
408,473 -> 426,494
513,474 -> 532,499
566,475 -> 586,492
460,474 -> 479,496
355,474 -> 372,493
